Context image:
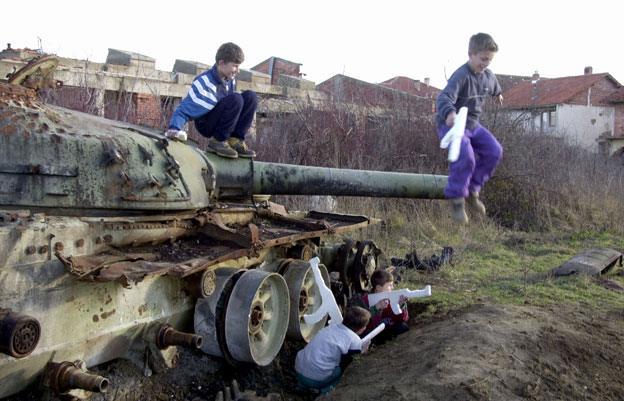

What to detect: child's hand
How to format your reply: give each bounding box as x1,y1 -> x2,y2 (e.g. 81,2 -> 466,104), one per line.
375,299 -> 389,310
496,94 -> 504,106
445,111 -> 457,127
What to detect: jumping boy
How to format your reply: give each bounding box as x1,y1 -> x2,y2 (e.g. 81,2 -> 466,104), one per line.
436,32 -> 503,223
165,42 -> 257,159
295,306 -> 371,394
351,269 -> 409,345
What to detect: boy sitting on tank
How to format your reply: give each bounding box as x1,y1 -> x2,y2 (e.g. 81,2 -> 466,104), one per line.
350,269 -> 409,345
295,306 -> 371,394
165,42 -> 257,159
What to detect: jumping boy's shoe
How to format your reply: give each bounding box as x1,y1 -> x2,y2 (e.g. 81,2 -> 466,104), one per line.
206,138 -> 238,158
165,129 -> 188,142
466,191 -> 487,216
450,198 -> 469,224
227,137 -> 256,158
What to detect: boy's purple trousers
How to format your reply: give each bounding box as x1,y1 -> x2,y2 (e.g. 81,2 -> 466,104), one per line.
437,123 -> 503,199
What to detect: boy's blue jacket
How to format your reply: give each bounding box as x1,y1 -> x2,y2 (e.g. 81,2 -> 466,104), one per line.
168,65 -> 236,130
436,63 -> 501,130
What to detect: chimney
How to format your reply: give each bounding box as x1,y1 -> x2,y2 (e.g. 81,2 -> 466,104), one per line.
531,71 -> 540,104
584,66 -> 593,75
424,77 -> 430,86
6,43 -> 11,50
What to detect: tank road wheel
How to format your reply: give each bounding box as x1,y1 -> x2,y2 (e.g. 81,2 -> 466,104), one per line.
286,241 -> 318,261
225,270 -> 290,366
282,260 -> 330,342
194,268 -> 242,359
351,241 -> 382,292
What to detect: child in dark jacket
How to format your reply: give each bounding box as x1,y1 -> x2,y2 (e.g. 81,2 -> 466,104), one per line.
352,269 -> 409,345
436,32 -> 503,223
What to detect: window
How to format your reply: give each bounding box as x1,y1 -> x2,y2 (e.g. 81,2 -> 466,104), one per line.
548,110 -> 556,127
540,109 -> 556,132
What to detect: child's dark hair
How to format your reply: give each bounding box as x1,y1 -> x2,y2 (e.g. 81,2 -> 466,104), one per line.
343,306 -> 371,331
370,269 -> 393,290
469,33 -> 498,54
215,42 -> 245,64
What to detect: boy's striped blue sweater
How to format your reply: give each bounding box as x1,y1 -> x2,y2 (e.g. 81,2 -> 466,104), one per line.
169,65 -> 236,130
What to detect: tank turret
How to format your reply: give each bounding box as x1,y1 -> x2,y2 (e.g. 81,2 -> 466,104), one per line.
0,60 -> 447,398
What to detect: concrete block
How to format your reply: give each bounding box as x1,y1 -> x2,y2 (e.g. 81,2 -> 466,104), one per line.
173,59 -> 209,76
106,49 -> 155,70
236,69 -> 252,82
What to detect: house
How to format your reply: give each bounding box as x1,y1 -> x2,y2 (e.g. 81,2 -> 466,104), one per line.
501,67 -> 624,155
496,73 -> 533,93
379,76 -> 440,99
314,74 -> 436,136
317,74 -> 434,114
251,56 -> 315,90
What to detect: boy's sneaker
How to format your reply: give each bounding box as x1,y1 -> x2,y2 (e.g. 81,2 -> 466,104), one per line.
165,129 -> 187,142
466,191 -> 486,216
450,198 -> 469,224
206,138 -> 238,158
227,138 -> 256,158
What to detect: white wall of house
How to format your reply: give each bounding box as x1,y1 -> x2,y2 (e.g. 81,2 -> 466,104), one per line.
504,105 -> 615,153
556,104 -> 614,150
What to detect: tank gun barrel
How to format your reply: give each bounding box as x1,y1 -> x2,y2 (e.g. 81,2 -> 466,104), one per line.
254,161 -> 446,199
206,155 -> 447,200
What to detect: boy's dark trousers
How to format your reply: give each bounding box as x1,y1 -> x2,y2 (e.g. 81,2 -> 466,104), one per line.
371,322 -> 410,345
194,90 -> 257,141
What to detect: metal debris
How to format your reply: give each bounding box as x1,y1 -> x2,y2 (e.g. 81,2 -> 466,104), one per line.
391,246 -> 454,272
551,248 -> 623,277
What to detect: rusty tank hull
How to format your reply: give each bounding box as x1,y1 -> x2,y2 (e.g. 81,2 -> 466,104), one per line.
0,71 -> 447,398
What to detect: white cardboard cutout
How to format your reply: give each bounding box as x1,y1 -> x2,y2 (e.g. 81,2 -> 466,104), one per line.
440,106 -> 468,163
367,285 -> 432,315
302,257 -> 343,325
359,323 -> 385,349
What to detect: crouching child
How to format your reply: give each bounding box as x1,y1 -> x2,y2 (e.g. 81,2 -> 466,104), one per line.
352,269 -> 409,345
295,306 -> 371,394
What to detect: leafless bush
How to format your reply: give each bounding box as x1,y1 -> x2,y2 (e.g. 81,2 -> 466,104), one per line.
254,97 -> 444,172
253,98 -> 624,233
481,108 -> 624,231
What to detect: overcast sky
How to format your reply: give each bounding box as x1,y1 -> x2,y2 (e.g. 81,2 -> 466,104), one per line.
3,0 -> 621,89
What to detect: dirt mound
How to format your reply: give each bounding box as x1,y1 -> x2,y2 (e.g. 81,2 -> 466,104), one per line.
325,304 -> 624,401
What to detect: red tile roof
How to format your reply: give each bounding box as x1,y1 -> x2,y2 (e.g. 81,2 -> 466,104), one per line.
380,76 -> 440,98
502,73 -> 620,108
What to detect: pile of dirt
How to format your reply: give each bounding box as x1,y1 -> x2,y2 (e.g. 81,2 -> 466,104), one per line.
9,303 -> 623,401
326,303 -> 624,401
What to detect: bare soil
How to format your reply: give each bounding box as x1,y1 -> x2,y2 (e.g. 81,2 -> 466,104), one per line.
9,303 -> 624,401
325,303 -> 624,401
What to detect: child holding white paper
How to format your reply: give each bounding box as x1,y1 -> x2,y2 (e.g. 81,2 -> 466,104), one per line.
351,269 -> 410,345
436,32 -> 504,223
295,306 -> 371,394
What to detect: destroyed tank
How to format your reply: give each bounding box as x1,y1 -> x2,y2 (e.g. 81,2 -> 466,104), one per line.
0,57 -> 447,399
